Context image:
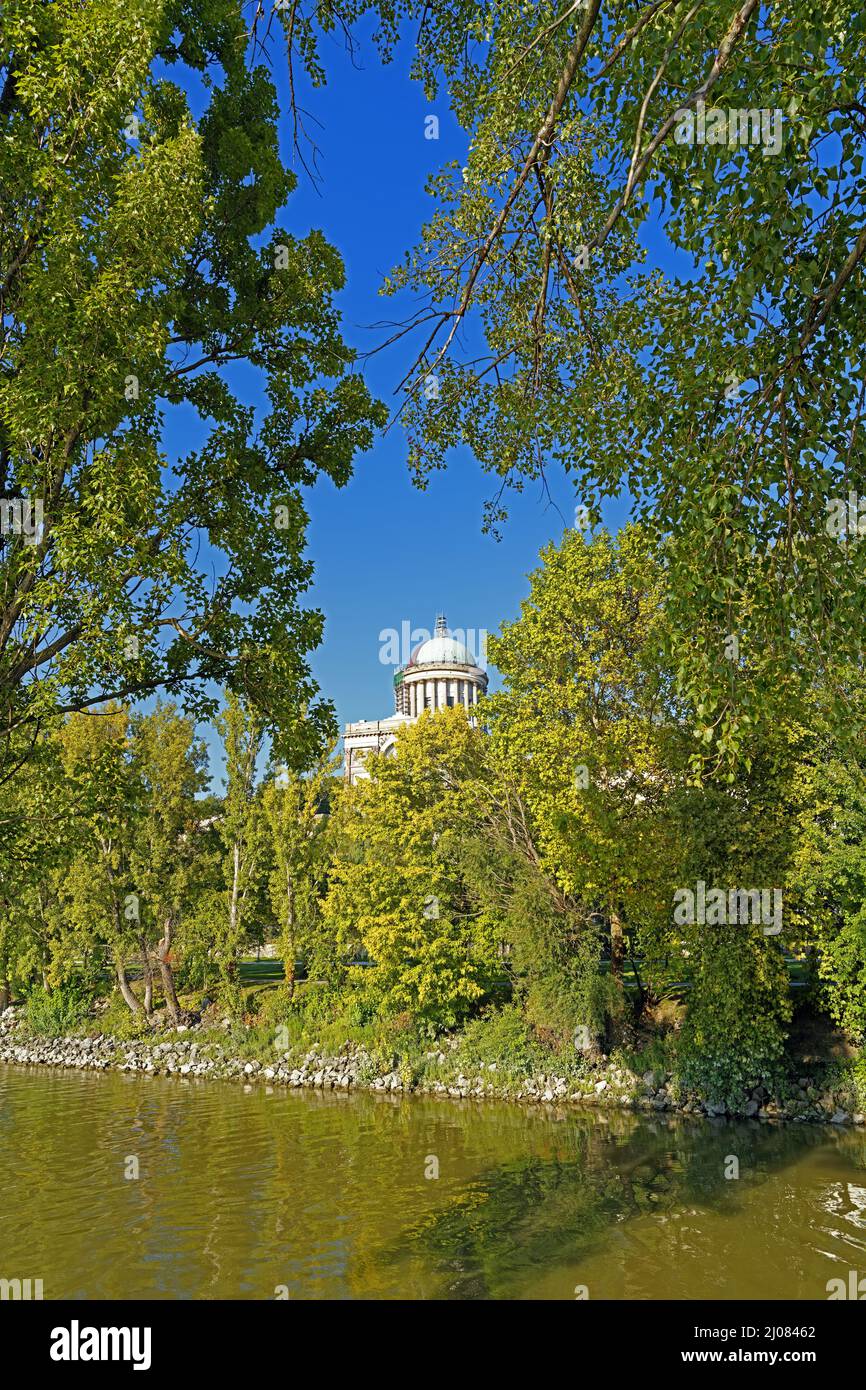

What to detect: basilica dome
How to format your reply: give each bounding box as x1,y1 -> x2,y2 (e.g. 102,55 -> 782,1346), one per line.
410,633 -> 477,667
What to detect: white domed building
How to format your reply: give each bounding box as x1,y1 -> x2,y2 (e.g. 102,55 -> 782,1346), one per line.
343,615 -> 488,783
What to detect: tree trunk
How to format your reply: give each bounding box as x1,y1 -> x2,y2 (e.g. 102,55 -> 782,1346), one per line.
0,979 -> 11,1011
284,874 -> 295,1000
284,938 -> 296,1000
157,917 -> 181,1026
140,938 -> 153,1017
606,904 -> 638,1048
229,842 -> 241,943
114,954 -> 143,1017
609,905 -> 626,983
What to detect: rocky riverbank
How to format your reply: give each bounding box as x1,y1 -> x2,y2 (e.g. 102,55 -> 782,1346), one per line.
1,1005 -> 862,1125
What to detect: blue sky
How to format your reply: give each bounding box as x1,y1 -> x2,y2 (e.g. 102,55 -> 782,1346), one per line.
264,26 -> 632,737
161,20 -> 644,782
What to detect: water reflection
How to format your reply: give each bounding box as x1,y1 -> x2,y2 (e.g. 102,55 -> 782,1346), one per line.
390,1116 -> 866,1299
0,1067 -> 863,1300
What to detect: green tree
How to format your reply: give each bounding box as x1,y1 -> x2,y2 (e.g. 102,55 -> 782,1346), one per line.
209,693 -> 269,1008
323,706 -> 496,1030
128,701 -> 209,1023
487,525 -> 689,1039
790,712 -> 866,1043
0,729 -> 74,1006
53,706 -> 147,1017
455,780 -> 611,1050
0,0 -> 384,756
359,1 -> 866,753
669,761 -> 800,1105
262,743 -> 340,999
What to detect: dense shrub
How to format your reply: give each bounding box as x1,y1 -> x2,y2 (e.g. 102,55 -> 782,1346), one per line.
24,986 -> 89,1038
459,1005 -> 542,1073
675,930 -> 791,1106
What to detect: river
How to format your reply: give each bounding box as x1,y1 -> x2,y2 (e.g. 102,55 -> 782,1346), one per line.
1,1065 -> 865,1300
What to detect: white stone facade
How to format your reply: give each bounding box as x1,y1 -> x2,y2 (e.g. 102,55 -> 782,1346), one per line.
342,713 -> 413,784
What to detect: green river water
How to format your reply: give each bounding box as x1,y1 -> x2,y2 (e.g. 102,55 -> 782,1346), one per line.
1,1064 -> 865,1300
